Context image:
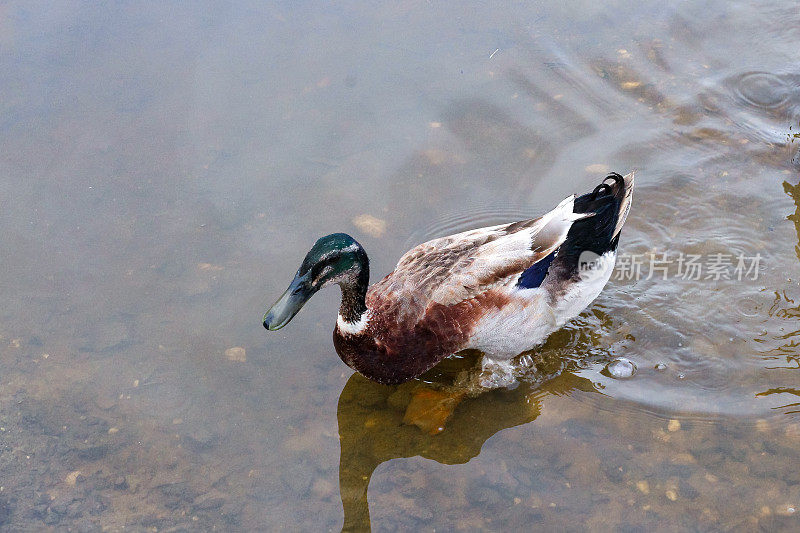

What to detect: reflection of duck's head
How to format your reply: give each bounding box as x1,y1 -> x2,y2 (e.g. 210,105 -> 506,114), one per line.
336,368 -> 599,531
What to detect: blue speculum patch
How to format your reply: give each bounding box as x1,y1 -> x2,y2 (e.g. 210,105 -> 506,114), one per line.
517,249 -> 557,288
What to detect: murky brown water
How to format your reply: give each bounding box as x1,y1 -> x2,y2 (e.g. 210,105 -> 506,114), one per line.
1,1 -> 800,531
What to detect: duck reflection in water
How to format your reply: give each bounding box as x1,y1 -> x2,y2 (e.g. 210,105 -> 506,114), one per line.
335,351 -> 600,532
754,181 -> 800,411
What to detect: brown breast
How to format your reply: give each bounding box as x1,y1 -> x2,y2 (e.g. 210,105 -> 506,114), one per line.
332,290 -> 511,384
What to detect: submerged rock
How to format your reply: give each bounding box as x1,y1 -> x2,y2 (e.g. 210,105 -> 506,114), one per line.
80,322 -> 130,353
352,214 -> 387,238
224,346 -> 246,362
775,504 -> 796,517
113,476 -> 128,490
402,387 -> 465,435
0,497 -> 11,527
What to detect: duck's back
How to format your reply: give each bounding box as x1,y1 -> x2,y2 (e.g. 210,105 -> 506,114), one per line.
366,196 -> 585,340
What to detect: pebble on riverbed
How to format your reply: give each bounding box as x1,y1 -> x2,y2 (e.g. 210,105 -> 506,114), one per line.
65,471 -> 82,487
585,163 -> 611,173
224,346 -> 246,362
775,503 -> 797,517
352,214 -> 387,238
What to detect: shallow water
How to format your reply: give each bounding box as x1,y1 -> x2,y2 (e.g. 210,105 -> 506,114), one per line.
1,1 -> 800,531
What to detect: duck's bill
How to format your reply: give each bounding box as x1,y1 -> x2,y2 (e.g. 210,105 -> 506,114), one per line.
263,273 -> 314,330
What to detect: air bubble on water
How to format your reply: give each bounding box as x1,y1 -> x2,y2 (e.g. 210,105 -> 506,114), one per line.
736,297 -> 760,317
603,358 -> 636,379
655,362 -> 667,371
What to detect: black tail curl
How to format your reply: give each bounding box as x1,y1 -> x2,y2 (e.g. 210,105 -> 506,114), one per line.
558,173 -> 630,270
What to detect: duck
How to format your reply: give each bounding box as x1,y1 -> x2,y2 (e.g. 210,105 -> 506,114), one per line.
263,172 -> 633,389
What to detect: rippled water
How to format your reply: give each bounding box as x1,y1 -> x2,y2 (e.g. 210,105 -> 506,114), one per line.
2,1 -> 800,531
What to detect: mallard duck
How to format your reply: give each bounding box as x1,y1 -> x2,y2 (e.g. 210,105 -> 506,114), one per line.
263,172 -> 633,388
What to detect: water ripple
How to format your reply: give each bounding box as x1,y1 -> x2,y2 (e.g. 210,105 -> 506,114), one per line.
729,71 -> 791,109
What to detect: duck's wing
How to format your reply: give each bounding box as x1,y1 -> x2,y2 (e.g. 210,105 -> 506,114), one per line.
372,195 -> 588,314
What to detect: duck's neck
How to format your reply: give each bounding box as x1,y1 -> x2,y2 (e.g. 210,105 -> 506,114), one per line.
337,253 -> 370,332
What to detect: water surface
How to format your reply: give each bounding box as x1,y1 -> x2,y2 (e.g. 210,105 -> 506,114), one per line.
1,1 -> 800,530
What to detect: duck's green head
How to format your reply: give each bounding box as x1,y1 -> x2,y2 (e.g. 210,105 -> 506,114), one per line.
263,233 -> 369,330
